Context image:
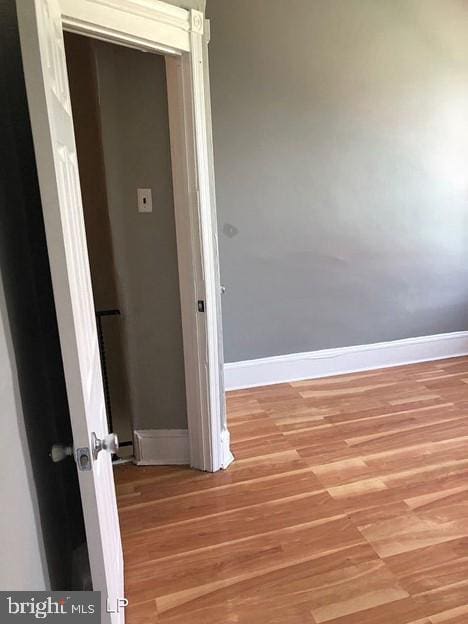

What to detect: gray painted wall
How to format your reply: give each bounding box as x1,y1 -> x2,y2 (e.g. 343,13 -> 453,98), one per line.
96,42 -> 187,430
0,276 -> 48,590
207,0 -> 468,362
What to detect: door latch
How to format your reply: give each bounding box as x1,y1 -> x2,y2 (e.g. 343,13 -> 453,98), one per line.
197,300 -> 205,312
75,447 -> 92,471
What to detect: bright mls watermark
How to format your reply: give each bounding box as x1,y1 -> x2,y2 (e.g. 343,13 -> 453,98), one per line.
0,592 -> 104,622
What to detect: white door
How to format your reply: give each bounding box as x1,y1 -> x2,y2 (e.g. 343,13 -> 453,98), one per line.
16,1 -> 124,621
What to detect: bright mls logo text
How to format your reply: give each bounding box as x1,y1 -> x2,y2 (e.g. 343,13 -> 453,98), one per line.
7,596 -> 95,619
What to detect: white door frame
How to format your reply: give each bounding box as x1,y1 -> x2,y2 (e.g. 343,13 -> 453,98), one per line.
48,0 -> 232,473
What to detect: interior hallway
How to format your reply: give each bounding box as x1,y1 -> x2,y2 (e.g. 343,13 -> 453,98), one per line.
115,357 -> 468,624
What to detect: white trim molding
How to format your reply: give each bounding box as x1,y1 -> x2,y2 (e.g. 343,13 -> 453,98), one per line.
134,429 -> 190,465
220,427 -> 234,469
225,331 -> 468,391
60,0 -> 192,53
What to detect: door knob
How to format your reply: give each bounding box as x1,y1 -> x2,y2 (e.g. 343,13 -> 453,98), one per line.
220,285 -> 226,294
50,443 -> 73,463
92,432 -> 119,459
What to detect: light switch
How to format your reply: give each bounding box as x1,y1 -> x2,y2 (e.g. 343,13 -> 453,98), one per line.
137,188 -> 152,213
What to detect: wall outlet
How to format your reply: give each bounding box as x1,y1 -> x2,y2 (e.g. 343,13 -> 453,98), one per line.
137,188 -> 152,213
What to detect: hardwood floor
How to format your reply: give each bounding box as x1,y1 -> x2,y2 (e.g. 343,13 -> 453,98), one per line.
115,358 -> 468,624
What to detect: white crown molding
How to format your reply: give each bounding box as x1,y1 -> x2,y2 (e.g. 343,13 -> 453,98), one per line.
134,429 -> 190,465
59,0 -> 192,53
225,331 -> 468,390
71,0 -> 190,29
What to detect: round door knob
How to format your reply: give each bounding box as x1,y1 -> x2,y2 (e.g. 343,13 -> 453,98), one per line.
50,443 -> 73,463
92,432 -> 119,459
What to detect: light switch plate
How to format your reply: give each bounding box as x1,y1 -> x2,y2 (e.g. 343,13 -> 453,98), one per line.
137,188 -> 152,213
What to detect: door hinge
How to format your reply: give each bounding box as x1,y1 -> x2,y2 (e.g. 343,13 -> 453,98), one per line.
197,300 -> 205,312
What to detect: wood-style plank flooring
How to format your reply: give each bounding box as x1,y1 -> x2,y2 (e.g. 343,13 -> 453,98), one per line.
115,358 -> 468,624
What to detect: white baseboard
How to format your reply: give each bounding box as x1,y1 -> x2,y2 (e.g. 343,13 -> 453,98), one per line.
134,429 -> 189,465
224,331 -> 468,391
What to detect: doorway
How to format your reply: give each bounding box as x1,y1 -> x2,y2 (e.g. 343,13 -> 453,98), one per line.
64,33 -> 188,463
